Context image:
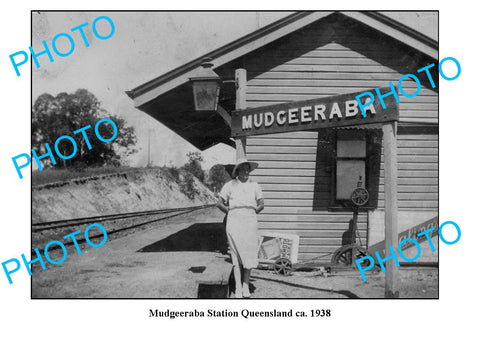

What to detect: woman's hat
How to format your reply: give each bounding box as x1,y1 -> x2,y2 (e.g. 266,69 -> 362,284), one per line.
232,158 -> 259,178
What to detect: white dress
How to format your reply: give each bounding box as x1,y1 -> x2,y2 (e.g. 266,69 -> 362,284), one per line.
219,178 -> 263,269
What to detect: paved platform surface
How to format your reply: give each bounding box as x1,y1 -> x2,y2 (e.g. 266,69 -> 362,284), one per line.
32,206 -> 438,299
32,207 -> 231,298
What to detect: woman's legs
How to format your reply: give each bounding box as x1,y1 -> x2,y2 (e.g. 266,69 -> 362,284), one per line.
242,268 -> 251,297
229,246 -> 243,298
233,265 -> 243,298
226,209 -> 257,298
231,263 -> 252,298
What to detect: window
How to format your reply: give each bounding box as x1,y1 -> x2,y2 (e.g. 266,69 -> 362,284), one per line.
336,130 -> 366,200
331,130 -> 367,206
319,129 -> 381,211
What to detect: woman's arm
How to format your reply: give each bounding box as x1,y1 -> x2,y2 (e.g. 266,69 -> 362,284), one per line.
216,197 -> 229,214
255,198 -> 264,214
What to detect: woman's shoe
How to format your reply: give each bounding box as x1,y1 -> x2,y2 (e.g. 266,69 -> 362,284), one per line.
235,287 -> 243,298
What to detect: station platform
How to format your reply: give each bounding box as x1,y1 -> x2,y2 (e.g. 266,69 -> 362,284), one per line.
31,206 -> 439,299
32,207 -> 233,298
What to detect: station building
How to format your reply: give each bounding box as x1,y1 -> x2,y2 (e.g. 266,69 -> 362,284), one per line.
127,12 -> 439,263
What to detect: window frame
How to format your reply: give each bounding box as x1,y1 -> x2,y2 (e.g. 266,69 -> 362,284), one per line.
328,129 -> 379,211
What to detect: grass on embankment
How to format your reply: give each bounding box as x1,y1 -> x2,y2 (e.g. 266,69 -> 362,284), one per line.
32,166 -> 150,186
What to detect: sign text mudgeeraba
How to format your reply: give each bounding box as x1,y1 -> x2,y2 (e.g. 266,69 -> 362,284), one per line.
231,88 -> 399,137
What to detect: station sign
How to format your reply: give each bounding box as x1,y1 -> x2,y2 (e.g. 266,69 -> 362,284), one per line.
231,88 -> 399,137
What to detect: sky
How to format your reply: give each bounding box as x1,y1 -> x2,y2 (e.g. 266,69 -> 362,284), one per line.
32,11 -> 437,170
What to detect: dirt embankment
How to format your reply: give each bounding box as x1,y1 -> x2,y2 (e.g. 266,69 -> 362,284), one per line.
32,168 -> 216,223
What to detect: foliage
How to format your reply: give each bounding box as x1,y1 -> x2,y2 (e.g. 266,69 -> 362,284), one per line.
182,151 -> 205,182
208,164 -> 232,193
32,89 -> 137,169
32,166 -> 135,186
179,172 -> 200,199
186,151 -> 203,163
165,165 -> 199,199
166,166 -> 180,182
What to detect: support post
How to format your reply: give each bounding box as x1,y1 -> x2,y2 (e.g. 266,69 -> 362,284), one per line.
235,69 -> 247,160
382,121 -> 399,298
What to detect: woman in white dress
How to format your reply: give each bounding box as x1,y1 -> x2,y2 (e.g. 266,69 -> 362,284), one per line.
217,158 -> 264,298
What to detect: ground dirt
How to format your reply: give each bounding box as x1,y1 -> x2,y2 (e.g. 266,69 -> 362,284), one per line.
248,266 -> 438,298
32,208 -> 438,299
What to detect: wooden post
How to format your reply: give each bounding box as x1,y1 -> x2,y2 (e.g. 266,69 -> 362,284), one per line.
235,69 -> 247,160
382,121 -> 399,298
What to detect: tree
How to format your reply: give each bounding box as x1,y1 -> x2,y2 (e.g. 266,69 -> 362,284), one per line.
182,151 -> 205,182
186,151 -> 203,163
179,172 -> 200,199
32,89 -> 137,168
208,164 -> 232,193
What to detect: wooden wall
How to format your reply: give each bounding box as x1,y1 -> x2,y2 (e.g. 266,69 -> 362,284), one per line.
248,131 -> 370,261
229,14 -> 438,261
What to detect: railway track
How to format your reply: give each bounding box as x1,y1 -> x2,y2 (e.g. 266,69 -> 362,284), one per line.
32,205 -> 215,231
32,204 -> 216,252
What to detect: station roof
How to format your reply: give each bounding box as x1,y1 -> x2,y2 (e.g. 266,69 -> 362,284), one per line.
126,11 -> 438,150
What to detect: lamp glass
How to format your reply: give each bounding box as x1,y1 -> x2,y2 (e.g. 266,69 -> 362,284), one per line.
192,80 -> 220,111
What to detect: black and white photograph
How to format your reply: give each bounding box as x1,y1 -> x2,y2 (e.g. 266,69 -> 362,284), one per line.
29,10 -> 439,299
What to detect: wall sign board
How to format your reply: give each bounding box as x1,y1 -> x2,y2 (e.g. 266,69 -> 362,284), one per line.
369,216 -> 439,258
231,88 -> 399,137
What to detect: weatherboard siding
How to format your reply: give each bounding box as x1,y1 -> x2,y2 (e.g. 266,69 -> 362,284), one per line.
248,133 -> 368,261
242,22 -> 438,261
248,133 -> 438,261
244,41 -> 437,124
